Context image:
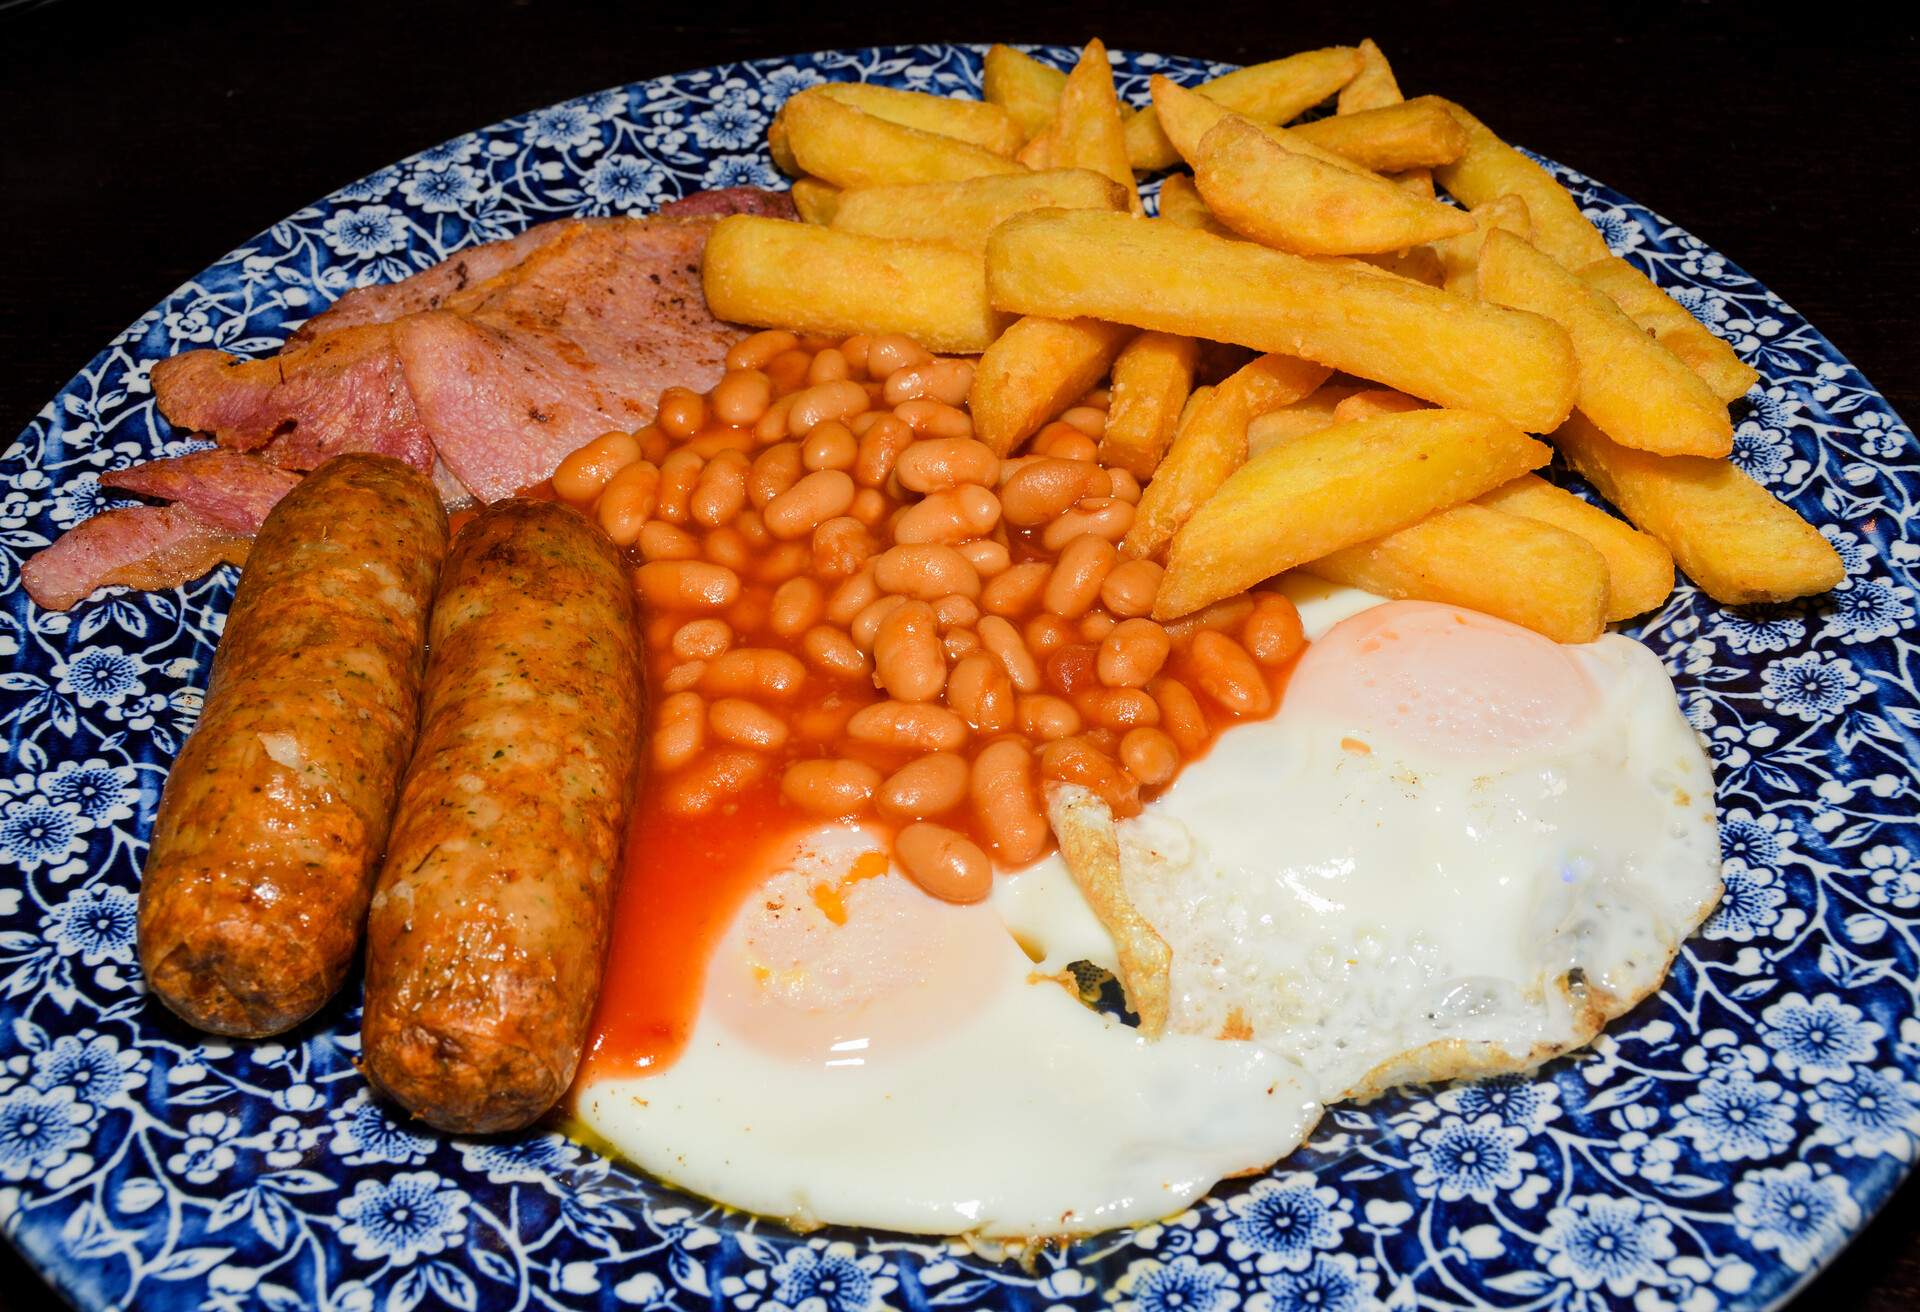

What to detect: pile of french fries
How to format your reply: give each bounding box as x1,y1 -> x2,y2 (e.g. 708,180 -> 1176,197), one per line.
700,38 -> 1845,643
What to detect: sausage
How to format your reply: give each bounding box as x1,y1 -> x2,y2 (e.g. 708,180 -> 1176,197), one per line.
360,498 -> 644,1132
136,454 -> 448,1037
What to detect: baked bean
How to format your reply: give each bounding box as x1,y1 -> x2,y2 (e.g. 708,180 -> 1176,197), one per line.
933,593 -> 979,630
1165,595 -> 1256,641
633,560 -> 740,611
1243,594 -> 1307,666
724,588 -> 771,637
754,393 -> 799,443
1120,727 -> 1179,787
977,615 -> 1041,691
1100,559 -> 1163,617
1000,458 -> 1103,526
874,544 -> 980,601
849,487 -> 889,528
781,759 -> 881,816
752,540 -> 811,584
840,334 -> 873,376
792,699 -> 860,745
1045,642 -> 1099,695
1186,630 -> 1272,716
725,329 -> 799,372
651,691 -> 705,772
710,698 -> 789,751
769,577 -> 825,636
845,702 -> 968,752
764,469 -> 856,539
893,486 -> 1000,544
1148,677 -> 1209,753
1078,611 -> 1117,642
980,561 -> 1051,617
635,424 -> 669,464
691,450 -> 749,528
970,738 -> 1048,864
894,822 -> 990,903
664,749 -> 769,817
810,516 -> 875,578
1098,617 -> 1171,688
1044,535 -> 1118,618
1058,405 -> 1107,438
711,368 -> 774,426
853,414 -> 915,488
801,419 -> 858,472
802,625 -> 871,680
662,661 -> 706,693
895,438 -> 1001,493
1076,687 -> 1161,731
876,753 -> 969,821
702,526 -> 750,573
645,611 -> 679,650
806,348 -> 850,385
788,380 -> 870,434
701,647 -> 808,701
942,628 -> 982,661
554,430 -> 642,504
638,521 -> 699,561
874,601 -> 946,703
655,449 -> 704,524
867,333 -> 933,377
1030,422 -> 1098,462
893,398 -> 973,439
749,441 -> 803,508
737,509 -> 771,545
883,358 -> 975,407
671,618 -> 733,662
850,594 -> 908,652
763,349 -> 814,395
1079,387 -> 1111,409
1041,498 -> 1135,551
1025,613 -> 1077,658
1106,468 -> 1142,504
658,387 -> 708,440
1018,694 -> 1082,740
956,538 -> 1011,577
946,652 -> 1014,732
825,567 -> 879,625
1039,736 -> 1141,817
595,459 -> 661,546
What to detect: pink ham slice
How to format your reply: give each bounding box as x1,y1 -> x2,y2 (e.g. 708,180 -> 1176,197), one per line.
102,450 -> 302,535
657,186 -> 798,220
22,504 -> 246,612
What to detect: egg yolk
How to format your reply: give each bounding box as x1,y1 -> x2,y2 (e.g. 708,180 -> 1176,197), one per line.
1284,600 -> 1600,758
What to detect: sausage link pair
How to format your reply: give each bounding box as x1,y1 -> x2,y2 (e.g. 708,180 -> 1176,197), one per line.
137,454 -> 448,1037
360,498 -> 644,1133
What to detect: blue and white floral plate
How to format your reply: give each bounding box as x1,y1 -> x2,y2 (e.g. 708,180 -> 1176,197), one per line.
2,43 -> 1916,1312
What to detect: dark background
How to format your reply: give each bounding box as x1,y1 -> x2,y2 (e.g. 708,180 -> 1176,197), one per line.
0,1 -> 1914,1308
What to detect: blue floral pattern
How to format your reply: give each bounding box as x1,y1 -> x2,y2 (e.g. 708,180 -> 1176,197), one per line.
0,42 -> 1916,1312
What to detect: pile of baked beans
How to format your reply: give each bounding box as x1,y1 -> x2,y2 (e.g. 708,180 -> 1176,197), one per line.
551,329 -> 1305,904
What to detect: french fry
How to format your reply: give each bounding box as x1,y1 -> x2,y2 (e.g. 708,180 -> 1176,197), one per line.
1125,47 -> 1363,171
1479,473 -> 1673,620
1338,37 -> 1405,114
1479,230 -> 1731,458
1332,389 -> 1427,423
829,169 -> 1127,251
1021,40 -> 1141,213
1334,40 -> 1434,204
1432,193 -> 1532,297
812,82 -> 1024,156
769,111 -> 801,176
968,316 -> 1135,456
1553,413 -> 1843,604
1357,246 -> 1447,286
1195,117 -> 1472,256
1123,354 -> 1331,561
985,209 -> 1578,432
1152,76 -> 1370,176
1306,504 -> 1610,643
1156,409 -> 1551,617
1292,97 -> 1468,172
780,92 -> 1025,190
702,217 -> 1007,354
1155,173 -> 1231,234
984,44 -> 1069,140
1433,100 -> 1611,269
1099,331 -> 1201,479
1577,256 -> 1760,403
1245,382 -> 1368,455
788,178 -> 841,225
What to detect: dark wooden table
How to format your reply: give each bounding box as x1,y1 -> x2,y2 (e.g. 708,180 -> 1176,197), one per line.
1,2 -> 1914,1308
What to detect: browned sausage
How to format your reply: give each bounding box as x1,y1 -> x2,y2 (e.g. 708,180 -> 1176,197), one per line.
136,454 -> 448,1037
360,498 -> 644,1132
